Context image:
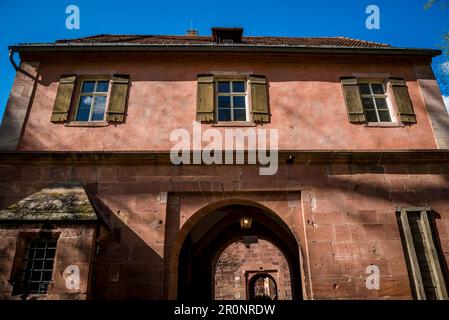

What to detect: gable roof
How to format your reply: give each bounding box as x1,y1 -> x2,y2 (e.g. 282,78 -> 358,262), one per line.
9,31 -> 440,57
54,34 -> 391,48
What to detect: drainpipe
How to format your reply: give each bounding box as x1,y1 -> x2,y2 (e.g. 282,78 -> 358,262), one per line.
9,48 -> 19,70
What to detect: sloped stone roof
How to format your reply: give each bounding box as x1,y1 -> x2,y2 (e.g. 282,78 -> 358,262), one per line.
0,182 -> 98,221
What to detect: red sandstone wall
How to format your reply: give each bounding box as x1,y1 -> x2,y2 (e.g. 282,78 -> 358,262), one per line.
1,162 -> 449,299
91,192 -> 166,299
214,240 -> 292,300
0,224 -> 95,300
16,54 -> 437,151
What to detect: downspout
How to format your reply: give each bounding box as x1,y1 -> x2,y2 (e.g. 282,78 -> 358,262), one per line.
9,48 -> 19,70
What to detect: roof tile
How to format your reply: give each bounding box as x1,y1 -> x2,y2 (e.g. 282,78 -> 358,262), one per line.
55,34 -> 391,48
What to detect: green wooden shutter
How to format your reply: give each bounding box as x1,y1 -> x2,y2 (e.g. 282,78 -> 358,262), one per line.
51,75 -> 76,122
250,75 -> 270,123
390,78 -> 417,124
341,78 -> 366,123
107,74 -> 130,122
196,75 -> 214,122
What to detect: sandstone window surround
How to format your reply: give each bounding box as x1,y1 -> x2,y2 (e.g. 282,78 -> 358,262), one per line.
341,77 -> 417,126
196,74 -> 270,125
50,74 -> 130,126
397,208 -> 448,300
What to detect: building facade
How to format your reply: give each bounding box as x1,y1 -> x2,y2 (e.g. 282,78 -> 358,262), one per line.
0,28 -> 449,300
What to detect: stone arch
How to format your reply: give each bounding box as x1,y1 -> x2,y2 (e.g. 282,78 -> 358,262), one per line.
166,197 -> 305,300
247,272 -> 279,300
213,238 -> 292,300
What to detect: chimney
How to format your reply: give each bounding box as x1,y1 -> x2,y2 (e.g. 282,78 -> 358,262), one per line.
186,29 -> 198,36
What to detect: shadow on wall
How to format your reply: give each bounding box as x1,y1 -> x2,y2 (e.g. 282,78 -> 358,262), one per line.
328,168 -> 449,287
87,193 -> 165,300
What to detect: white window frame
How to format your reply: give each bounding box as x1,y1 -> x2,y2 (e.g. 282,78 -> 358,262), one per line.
359,81 -> 395,123
215,79 -> 250,122
75,79 -> 110,122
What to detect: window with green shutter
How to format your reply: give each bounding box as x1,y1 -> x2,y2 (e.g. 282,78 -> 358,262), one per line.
51,75 -> 77,122
107,74 -> 130,123
341,78 -> 366,123
249,75 -> 270,123
196,75 -> 215,122
196,75 -> 270,124
390,78 -> 417,124
51,74 -> 130,124
341,77 -> 416,125
358,81 -> 392,123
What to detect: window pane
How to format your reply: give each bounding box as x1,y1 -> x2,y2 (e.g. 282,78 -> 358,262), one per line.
44,260 -> 54,270
33,260 -> 44,270
378,110 -> 392,122
31,271 -> 41,281
362,98 -> 375,109
96,81 -> 109,92
42,271 -> 52,282
82,81 -> 95,93
359,84 -> 371,95
375,98 -> 388,110
218,108 -> 231,121
371,83 -> 385,94
232,81 -> 245,93
76,108 -> 90,121
29,282 -> 40,293
365,110 -> 378,122
233,109 -> 246,121
46,248 -> 56,258
39,282 -> 49,293
217,81 -> 231,93
91,96 -> 107,121
218,96 -> 231,108
77,96 -> 93,121
233,96 -> 246,108
36,241 -> 47,249
35,249 -> 45,259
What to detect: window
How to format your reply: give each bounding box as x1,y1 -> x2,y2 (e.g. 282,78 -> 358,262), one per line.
359,82 -> 392,123
51,74 -> 130,124
397,209 -> 448,300
216,80 -> 248,122
76,80 -> 110,121
14,237 -> 58,295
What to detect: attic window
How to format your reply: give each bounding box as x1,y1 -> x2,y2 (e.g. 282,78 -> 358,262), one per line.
212,27 -> 243,44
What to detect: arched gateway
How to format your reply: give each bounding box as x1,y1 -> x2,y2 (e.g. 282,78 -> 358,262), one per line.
172,202 -> 303,300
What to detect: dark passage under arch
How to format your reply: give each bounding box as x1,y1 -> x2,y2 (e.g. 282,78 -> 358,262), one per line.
177,204 -> 303,300
248,273 -> 278,300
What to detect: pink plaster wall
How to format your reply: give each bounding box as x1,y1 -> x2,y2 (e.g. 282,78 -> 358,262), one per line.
17,54 -> 438,151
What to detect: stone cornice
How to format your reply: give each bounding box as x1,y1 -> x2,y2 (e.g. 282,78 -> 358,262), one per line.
1,150 -> 449,166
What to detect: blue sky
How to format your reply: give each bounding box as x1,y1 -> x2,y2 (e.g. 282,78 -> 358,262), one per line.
0,0 -> 448,122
